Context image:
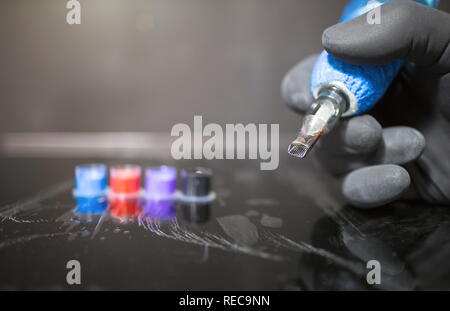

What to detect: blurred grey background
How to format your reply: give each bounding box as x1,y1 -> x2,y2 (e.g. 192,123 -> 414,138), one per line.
1,0 -> 449,134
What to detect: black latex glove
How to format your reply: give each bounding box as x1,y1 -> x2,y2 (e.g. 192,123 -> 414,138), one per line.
281,1 -> 450,208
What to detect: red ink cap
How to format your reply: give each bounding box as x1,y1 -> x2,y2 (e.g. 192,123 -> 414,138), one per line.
109,165 -> 142,195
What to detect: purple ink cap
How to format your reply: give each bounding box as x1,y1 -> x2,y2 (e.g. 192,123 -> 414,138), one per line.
142,199 -> 176,219
145,166 -> 177,199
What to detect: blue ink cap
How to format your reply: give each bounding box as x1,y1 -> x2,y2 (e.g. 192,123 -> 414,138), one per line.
73,163 -> 108,197
75,196 -> 108,214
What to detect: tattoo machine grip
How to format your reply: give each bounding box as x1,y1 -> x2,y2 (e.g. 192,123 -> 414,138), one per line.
310,0 -> 440,116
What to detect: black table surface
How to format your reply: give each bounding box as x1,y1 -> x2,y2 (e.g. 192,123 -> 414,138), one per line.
0,154 -> 449,290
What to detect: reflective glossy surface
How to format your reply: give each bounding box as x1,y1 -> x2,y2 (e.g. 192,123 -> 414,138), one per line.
0,156 -> 449,290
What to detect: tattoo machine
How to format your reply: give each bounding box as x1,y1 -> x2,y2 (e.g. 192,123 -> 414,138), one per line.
288,0 -> 440,158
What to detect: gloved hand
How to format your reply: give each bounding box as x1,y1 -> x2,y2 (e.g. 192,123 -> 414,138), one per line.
281,1 -> 450,208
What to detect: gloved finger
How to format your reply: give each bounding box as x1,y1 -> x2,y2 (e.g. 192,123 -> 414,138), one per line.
322,1 -> 450,72
372,126 -> 426,164
316,114 -> 382,155
342,164 -> 411,208
315,126 -> 425,176
281,54 -> 318,114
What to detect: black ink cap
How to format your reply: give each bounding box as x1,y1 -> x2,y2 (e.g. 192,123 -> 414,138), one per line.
181,167 -> 213,197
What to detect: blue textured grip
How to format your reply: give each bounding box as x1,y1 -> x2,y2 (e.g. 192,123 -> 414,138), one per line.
311,51 -> 403,115
311,0 -> 440,115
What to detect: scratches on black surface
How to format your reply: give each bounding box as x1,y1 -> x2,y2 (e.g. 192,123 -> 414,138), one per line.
1,215 -> 48,224
91,212 -> 109,240
265,232 -> 365,275
139,216 -> 284,261
0,232 -> 71,250
0,180 -> 72,218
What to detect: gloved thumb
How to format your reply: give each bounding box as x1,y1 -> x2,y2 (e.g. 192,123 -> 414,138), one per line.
322,1 -> 450,72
